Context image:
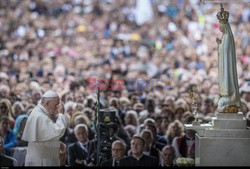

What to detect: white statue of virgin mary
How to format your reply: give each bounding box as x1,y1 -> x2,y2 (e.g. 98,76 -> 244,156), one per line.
216,6 -> 241,113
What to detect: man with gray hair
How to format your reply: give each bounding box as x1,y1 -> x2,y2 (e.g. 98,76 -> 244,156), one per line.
67,124 -> 91,166
160,145 -> 176,167
101,140 -> 127,166
22,91 -> 69,166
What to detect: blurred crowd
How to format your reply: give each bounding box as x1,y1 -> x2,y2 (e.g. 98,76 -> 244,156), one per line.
0,0 -> 249,166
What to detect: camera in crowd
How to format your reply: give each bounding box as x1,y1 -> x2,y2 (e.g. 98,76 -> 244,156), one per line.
97,108 -> 119,165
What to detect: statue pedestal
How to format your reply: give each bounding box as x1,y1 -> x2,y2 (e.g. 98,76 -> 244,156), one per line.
185,112 -> 250,166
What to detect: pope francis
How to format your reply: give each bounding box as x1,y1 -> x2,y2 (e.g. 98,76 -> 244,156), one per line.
22,91 -> 69,166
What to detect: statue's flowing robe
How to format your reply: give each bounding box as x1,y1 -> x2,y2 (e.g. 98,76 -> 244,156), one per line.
218,22 -> 241,112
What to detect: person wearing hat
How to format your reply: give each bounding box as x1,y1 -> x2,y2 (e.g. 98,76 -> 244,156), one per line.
22,91 -> 69,166
119,135 -> 159,166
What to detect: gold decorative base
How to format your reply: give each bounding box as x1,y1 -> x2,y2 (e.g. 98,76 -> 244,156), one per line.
219,105 -> 238,113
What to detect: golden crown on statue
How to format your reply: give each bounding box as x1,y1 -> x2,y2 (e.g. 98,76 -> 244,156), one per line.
216,5 -> 229,24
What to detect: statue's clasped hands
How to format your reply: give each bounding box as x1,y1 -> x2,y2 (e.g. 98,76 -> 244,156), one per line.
216,38 -> 222,44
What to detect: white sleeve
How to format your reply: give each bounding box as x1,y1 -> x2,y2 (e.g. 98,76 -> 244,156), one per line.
37,113 -> 69,141
172,136 -> 181,159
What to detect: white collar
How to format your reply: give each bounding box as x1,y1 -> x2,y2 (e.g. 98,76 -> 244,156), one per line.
78,141 -> 88,147
132,154 -> 143,160
78,141 -> 88,153
112,158 -> 119,166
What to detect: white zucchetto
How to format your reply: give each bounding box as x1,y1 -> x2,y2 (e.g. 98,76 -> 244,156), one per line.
42,90 -> 59,98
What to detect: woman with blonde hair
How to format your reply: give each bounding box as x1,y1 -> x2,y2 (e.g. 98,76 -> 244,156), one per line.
0,116 -> 17,156
164,120 -> 184,145
0,99 -> 15,129
124,110 -> 139,127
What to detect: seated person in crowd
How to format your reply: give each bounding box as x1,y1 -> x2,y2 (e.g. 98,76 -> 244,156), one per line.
0,116 -> 17,156
88,122 -> 129,166
13,114 -> 28,147
101,140 -> 126,166
164,120 -> 184,145
140,129 -> 160,163
160,145 -> 176,167
67,124 -> 93,166
0,99 -> 15,129
144,124 -> 166,150
119,135 -> 159,166
172,128 -> 196,159
0,136 -> 17,166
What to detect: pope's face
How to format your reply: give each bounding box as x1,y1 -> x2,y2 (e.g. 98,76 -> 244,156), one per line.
47,97 -> 60,115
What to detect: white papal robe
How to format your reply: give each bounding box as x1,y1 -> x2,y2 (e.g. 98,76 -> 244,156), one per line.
22,104 -> 69,166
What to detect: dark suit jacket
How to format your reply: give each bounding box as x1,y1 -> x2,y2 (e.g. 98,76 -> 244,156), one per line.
119,154 -> 159,166
101,159 -> 113,166
148,146 -> 160,163
152,140 -> 166,151
89,136 -> 129,165
67,141 -> 93,166
0,155 -> 14,166
162,163 -> 177,167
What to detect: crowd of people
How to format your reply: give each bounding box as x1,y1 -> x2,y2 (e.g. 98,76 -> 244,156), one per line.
0,0 -> 249,166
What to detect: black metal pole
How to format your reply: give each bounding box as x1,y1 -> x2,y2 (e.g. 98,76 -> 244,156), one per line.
96,87 -> 101,166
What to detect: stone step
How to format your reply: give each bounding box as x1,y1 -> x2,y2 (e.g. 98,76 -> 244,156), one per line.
204,128 -> 250,138
216,112 -> 244,120
196,134 -> 250,166
212,118 -> 247,129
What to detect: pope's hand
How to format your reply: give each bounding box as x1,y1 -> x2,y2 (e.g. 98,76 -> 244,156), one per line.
59,142 -> 66,166
58,103 -> 65,114
75,159 -> 84,165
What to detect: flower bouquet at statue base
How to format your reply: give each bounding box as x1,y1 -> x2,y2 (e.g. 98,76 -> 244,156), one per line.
176,157 -> 195,167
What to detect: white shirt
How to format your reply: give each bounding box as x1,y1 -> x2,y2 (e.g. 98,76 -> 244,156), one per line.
78,141 -> 88,153
112,158 -> 119,166
172,136 -> 195,159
